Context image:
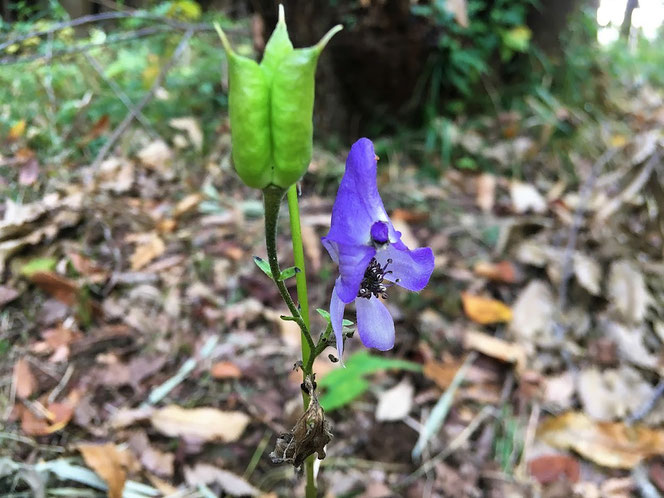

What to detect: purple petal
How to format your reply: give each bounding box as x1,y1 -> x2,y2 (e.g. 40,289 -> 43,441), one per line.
375,240 -> 434,292
329,280 -> 346,360
370,221 -> 389,244
355,296 -> 395,351
322,239 -> 376,303
324,138 -> 398,246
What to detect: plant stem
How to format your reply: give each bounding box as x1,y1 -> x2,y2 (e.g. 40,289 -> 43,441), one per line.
262,186 -> 314,356
286,184 -> 317,498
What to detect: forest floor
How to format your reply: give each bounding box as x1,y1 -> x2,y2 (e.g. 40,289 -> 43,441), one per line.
2,77 -> 664,498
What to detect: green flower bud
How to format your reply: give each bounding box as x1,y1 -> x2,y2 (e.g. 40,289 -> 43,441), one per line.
216,6 -> 341,190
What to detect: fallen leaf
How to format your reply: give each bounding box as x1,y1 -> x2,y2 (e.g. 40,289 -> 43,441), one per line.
14,357 -> 36,398
543,371 -> 575,411
461,292 -> 512,325
78,443 -> 127,498
29,271 -> 78,306
184,463 -> 259,496
473,260 -> 519,283
169,117 -> 203,151
463,330 -> 526,374
608,260 -> 650,323
375,379 -> 414,422
130,233 -> 165,271
476,173 -> 496,213
528,454 -> 580,484
128,431 -> 174,478
68,252 -> 109,283
509,280 -> 555,348
423,360 -> 463,390
21,389 -> 81,436
604,321 -> 658,370
211,361 -> 242,379
150,406 -> 250,443
174,193 -> 203,217
537,411 -> 664,468
578,366 -> 653,421
573,252 -> 602,296
510,181 -> 547,214
137,140 -> 173,173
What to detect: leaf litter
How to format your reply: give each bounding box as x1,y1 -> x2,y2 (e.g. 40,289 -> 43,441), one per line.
1,66 -> 664,498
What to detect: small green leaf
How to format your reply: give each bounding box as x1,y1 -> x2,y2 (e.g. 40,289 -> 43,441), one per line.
316,308 -> 354,327
20,257 -> 57,277
319,377 -> 369,412
317,351 -> 422,412
278,266 -> 300,281
253,256 -> 272,278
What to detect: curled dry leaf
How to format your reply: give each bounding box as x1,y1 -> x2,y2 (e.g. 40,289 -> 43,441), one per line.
476,173 -> 496,213
463,330 -> 526,375
510,181 -> 547,214
210,361 -> 242,379
473,260 -> 520,284
20,389 -> 81,436
78,443 -> 127,498
509,280 -> 555,348
29,271 -> 78,306
608,260 -> 650,323
537,411 -> 664,469
184,463 -> 259,496
573,252 -> 602,296
14,357 -> 36,399
130,233 -> 166,271
150,405 -> 250,443
461,292 -> 512,325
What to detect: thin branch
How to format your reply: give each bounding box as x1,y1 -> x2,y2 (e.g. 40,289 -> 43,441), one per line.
89,28 -> 194,172
0,26 -> 168,65
0,11 -> 230,51
83,52 -> 157,137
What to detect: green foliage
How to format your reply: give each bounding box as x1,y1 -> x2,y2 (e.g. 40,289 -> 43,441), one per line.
0,1 -> 231,197
318,351 -> 421,412
412,0 -> 536,115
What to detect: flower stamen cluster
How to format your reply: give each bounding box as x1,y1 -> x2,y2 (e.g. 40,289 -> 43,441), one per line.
357,258 -> 393,299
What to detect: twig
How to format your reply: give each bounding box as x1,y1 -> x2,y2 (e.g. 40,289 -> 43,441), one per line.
628,379 -> 664,424
553,148 -> 617,371
83,52 -> 157,137
0,26 -> 168,65
142,333 -> 217,407
89,28 -> 194,173
399,405 -> 495,488
412,351 -> 478,459
48,365 -> 74,404
515,402 -> 540,480
0,11 -> 224,52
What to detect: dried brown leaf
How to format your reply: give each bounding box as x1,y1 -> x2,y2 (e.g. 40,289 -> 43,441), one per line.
14,357 -> 36,398
78,443 -> 127,498
150,405 -> 250,443
130,233 -> 165,271
537,411 -> 664,468
461,292 -> 512,325
464,330 -> 526,374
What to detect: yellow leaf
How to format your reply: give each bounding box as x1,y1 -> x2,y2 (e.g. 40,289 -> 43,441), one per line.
537,411 -> 664,469
610,134 -> 628,148
78,443 -> 127,498
9,120 -> 26,140
130,233 -> 165,270
461,292 -> 512,324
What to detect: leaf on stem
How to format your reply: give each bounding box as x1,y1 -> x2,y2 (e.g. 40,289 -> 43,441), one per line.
277,266 -> 300,281
253,256 -> 272,278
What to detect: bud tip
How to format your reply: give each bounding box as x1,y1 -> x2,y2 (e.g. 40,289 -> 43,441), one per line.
278,4 -> 286,25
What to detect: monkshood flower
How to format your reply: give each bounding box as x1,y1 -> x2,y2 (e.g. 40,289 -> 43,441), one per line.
322,138 -> 435,358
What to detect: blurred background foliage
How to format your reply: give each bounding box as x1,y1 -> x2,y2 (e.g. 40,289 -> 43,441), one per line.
1,0 -> 663,186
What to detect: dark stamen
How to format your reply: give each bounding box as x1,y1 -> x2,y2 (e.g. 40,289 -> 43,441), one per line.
357,258 -> 393,299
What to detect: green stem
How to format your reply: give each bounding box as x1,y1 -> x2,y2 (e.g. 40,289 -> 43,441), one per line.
262,186 -> 314,356
286,184 -> 317,498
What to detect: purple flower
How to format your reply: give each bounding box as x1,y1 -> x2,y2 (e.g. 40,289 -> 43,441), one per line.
322,138 -> 435,359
